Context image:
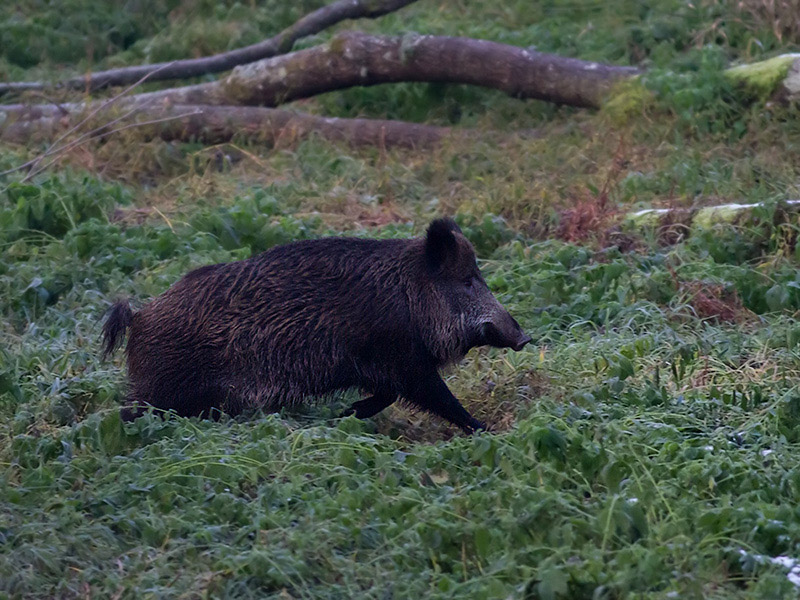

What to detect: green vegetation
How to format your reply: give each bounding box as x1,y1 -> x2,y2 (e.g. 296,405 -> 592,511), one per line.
2,0 -> 800,598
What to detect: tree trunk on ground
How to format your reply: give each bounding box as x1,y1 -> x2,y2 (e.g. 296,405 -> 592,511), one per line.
0,103 -> 463,149
1,35 -> 798,152
125,39 -> 800,113
133,32 -> 642,109
0,0 -> 419,96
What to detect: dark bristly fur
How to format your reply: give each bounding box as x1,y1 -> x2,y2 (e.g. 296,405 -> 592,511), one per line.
101,300 -> 134,360
102,218 -> 531,433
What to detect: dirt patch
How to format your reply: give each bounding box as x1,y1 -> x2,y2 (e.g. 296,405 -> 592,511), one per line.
111,206 -> 155,225
373,368 -> 548,444
653,207 -> 694,245
556,194 -> 620,244
676,279 -> 755,324
298,190 -> 410,232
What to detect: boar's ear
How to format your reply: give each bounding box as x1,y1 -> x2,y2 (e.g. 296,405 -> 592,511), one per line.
425,218 -> 461,274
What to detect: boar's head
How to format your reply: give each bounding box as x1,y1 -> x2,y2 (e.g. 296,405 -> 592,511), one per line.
420,218 -> 531,362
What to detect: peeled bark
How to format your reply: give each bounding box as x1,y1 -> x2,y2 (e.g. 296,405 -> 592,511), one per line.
134,32 -> 642,109
0,0 -> 418,96
0,103 -> 456,148
624,200 -> 800,245
626,200 -> 800,228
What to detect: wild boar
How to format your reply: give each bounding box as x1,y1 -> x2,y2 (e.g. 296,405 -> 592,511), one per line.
102,217 -> 531,432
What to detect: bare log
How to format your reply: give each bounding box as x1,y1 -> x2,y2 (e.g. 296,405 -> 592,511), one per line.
135,32 -> 643,109
0,0 -> 418,96
0,103 -> 457,149
626,200 -> 800,230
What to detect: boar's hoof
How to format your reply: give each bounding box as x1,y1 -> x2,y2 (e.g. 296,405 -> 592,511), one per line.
120,404 -> 148,422
463,417 -> 488,434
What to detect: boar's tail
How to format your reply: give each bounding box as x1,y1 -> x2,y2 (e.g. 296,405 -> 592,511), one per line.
102,299 -> 134,360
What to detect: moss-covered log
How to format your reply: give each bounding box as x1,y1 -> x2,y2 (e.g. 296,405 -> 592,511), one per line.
604,53 -> 800,120
725,53 -> 800,100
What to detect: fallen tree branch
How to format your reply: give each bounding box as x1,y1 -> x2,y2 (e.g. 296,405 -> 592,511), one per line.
617,199 -> 800,246
3,38 -> 796,161
0,0 -> 418,96
0,103 -> 461,149
133,32 -> 642,109
136,36 -> 800,112
626,200 -> 800,230
6,33 -> 796,121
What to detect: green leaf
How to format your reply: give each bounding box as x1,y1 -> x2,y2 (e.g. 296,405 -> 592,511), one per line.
536,567 -> 569,600
474,526 -> 491,559
532,427 -> 567,463
765,284 -> 790,311
99,411 -> 124,456
616,354 -> 635,380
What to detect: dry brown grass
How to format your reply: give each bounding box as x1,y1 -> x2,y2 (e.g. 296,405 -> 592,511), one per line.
668,263 -> 757,324
554,134 -> 631,244
735,0 -> 800,45
679,280 -> 755,323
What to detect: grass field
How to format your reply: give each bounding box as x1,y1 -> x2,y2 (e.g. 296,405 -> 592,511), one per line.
3,0 -> 800,598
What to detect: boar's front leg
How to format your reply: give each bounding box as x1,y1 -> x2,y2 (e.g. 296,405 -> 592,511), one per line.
405,370 -> 486,434
342,389 -> 397,419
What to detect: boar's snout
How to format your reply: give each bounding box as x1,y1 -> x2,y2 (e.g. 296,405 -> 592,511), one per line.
477,313 -> 531,352
512,331 -> 533,352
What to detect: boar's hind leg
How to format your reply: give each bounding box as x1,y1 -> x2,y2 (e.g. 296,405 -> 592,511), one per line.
342,389 -> 397,419
406,372 -> 486,434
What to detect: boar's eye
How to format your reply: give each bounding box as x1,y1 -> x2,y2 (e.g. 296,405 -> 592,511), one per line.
464,277 -> 474,289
